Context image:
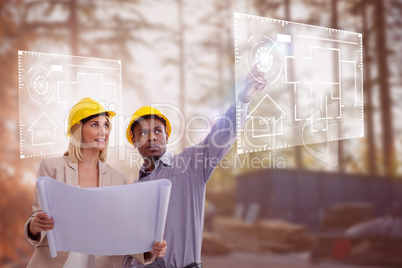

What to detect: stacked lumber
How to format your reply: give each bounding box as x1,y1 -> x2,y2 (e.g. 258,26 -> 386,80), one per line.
201,231 -> 231,255
214,217 -> 315,254
320,203 -> 374,232
257,220 -> 314,251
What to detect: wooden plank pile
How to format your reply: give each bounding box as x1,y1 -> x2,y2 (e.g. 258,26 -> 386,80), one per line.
320,203 -> 374,232
213,217 -> 315,254
201,231 -> 232,255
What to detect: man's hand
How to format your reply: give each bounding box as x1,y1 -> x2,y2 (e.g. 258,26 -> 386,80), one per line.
152,239 -> 167,258
29,212 -> 54,239
238,64 -> 268,103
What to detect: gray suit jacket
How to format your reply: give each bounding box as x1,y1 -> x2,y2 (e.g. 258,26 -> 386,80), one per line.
24,156 -> 153,268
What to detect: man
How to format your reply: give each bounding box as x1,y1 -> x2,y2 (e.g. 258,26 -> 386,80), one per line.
123,66 -> 267,268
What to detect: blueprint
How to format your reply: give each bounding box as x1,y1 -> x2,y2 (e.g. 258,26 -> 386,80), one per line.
37,177 -> 171,258
234,13 -> 364,154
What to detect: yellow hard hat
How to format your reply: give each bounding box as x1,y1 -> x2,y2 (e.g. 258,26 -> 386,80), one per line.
126,106 -> 171,145
66,97 -> 116,137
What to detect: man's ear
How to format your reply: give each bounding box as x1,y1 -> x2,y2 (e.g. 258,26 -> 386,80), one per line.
165,131 -> 169,143
131,135 -> 136,148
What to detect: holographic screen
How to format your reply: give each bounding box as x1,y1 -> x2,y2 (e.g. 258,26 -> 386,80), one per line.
18,51 -> 123,159
234,13 -> 364,154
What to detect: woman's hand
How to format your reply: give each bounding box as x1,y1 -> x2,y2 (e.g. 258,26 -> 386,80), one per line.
152,239 -> 167,258
29,212 -> 54,239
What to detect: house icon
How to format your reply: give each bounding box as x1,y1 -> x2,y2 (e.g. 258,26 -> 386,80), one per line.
247,94 -> 286,138
28,112 -> 58,146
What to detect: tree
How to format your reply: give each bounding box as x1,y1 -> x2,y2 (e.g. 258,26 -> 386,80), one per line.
375,0 -> 396,176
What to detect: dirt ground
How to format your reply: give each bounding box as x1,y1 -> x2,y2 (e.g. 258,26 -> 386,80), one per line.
202,251 -> 389,268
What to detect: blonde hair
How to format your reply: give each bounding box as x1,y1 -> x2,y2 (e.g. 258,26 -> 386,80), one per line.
64,117 -> 111,163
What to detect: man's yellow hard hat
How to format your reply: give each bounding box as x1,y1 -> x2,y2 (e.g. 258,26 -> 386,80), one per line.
126,106 -> 171,145
66,97 -> 116,137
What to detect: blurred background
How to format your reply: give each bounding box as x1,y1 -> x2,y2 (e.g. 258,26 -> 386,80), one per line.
1,0 -> 402,267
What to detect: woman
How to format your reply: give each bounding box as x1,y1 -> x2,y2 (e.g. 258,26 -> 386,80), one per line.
24,97 -> 167,268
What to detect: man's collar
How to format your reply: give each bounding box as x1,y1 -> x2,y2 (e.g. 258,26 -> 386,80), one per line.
140,151 -> 172,173
159,151 -> 172,167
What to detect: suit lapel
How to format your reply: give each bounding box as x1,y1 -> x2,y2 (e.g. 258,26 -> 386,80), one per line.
98,160 -> 110,187
66,159 -> 79,187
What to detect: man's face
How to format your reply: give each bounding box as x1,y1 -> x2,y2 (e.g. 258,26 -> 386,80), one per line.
132,117 -> 168,159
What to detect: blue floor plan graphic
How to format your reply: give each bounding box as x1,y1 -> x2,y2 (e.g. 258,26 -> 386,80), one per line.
18,51 -> 123,159
234,13 -> 364,154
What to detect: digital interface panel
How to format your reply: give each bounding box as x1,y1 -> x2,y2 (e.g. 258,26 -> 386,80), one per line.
18,51 -> 123,159
234,13 -> 364,154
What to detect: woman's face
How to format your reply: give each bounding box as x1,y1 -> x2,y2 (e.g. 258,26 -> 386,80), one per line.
82,115 -> 110,150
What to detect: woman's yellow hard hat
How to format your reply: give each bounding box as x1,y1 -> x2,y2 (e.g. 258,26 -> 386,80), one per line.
126,106 -> 171,145
66,97 -> 116,137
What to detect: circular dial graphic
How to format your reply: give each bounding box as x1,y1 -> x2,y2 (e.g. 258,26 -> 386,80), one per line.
247,36 -> 282,85
255,46 -> 274,73
28,67 -> 55,105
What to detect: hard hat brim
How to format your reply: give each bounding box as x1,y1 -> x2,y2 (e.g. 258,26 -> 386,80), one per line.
66,110 -> 116,137
126,108 -> 171,145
